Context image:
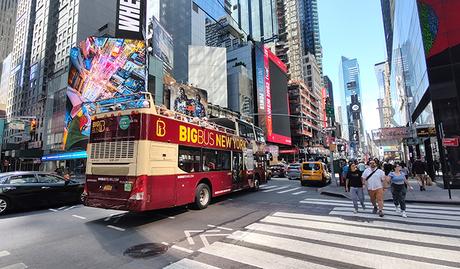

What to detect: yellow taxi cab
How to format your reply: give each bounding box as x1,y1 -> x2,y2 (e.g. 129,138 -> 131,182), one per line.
300,161 -> 331,186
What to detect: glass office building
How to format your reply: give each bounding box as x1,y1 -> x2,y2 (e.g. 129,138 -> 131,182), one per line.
231,0 -> 278,42
389,0 -> 460,187
339,56 -> 365,157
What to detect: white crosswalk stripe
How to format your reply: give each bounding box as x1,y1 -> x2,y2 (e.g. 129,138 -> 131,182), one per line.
262,185 -> 291,192
166,205 -> 460,269
0,263 -> 27,269
260,185 -> 279,190
291,190 -> 307,195
163,258 -> 220,269
0,251 -> 9,258
277,187 -> 300,194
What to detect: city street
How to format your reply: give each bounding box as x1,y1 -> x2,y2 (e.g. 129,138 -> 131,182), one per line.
1,178 -> 460,269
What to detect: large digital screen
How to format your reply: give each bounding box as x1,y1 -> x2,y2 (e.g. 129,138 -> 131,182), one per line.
254,44 -> 291,146
64,37 -> 146,150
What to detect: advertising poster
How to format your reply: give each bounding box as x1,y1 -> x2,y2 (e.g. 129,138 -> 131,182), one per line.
169,83 -> 208,118
151,16 -> 174,70
64,37 -> 146,150
115,0 -> 146,40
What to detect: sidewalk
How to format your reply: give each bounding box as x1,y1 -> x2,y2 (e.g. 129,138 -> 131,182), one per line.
319,176 -> 460,205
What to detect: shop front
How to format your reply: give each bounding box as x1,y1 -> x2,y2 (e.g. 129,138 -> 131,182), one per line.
41,151 -> 87,182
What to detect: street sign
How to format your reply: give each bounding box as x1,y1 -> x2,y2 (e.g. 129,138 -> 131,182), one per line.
442,138 -> 459,147
9,120 -> 25,131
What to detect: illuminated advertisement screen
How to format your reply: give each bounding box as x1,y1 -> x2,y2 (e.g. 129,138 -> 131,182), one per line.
254,44 -> 291,146
64,37 -> 146,150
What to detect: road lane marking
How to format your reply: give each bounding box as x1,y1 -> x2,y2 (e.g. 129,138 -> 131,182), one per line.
277,187 -> 300,194
0,251 -> 10,258
246,222 -> 460,263
207,224 -> 233,231
273,212 -> 460,237
0,263 -> 28,269
261,216 -> 460,248
262,186 -> 291,193
331,207 -> 460,221
161,242 -> 170,246
199,242 -> 333,269
260,185 -> 279,190
184,230 -> 204,245
171,245 -> 194,254
206,229 -> 221,233
228,231 -> 456,269
107,225 -> 125,232
48,209 -> 58,212
63,205 -> 77,211
302,198 -> 460,211
57,206 -> 67,210
163,258 -> 219,269
200,234 -> 231,247
329,210 -> 460,227
72,215 -> 87,220
292,191 -> 307,195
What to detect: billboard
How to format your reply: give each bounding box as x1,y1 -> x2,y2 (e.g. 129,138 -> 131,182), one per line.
116,0 -> 146,40
150,16 -> 173,70
255,44 -> 291,146
64,37 -> 146,150
169,83 -> 208,118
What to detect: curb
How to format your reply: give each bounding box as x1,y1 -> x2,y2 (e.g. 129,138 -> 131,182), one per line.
319,190 -> 460,205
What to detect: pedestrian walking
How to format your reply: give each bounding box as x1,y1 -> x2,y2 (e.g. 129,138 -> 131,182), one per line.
387,163 -> 413,218
412,158 -> 427,191
362,160 -> 387,217
345,163 -> 366,213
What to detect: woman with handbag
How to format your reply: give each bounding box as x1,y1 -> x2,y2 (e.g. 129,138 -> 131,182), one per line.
387,163 -> 413,218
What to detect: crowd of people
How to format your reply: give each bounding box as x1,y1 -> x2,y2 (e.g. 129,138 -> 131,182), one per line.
341,157 -> 433,218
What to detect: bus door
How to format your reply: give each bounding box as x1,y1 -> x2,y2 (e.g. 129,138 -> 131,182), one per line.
231,152 -> 243,189
242,149 -> 255,188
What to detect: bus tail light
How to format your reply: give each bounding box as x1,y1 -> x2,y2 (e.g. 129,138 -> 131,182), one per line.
129,175 -> 146,201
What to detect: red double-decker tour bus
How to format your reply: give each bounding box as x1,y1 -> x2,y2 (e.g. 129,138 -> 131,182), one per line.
83,93 -> 268,211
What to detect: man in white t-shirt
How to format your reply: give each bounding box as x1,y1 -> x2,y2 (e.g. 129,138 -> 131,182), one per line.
362,160 -> 387,217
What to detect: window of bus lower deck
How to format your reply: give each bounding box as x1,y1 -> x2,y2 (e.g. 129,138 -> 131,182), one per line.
202,149 -> 230,171
178,146 -> 202,173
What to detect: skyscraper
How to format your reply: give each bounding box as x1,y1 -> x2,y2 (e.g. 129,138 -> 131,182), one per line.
160,0 -> 206,83
298,0 -> 323,75
374,61 -> 393,128
380,0 -> 394,63
339,56 -> 364,157
5,0 -> 117,170
0,0 -> 18,75
230,0 -> 278,43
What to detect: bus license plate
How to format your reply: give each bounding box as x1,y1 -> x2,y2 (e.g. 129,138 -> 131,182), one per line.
103,185 -> 113,191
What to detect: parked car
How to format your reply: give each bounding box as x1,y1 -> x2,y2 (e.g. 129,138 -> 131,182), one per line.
0,172 -> 84,215
300,162 -> 331,186
270,164 -> 287,178
287,163 -> 301,180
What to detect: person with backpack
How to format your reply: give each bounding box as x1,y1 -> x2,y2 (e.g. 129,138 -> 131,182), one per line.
362,159 -> 387,217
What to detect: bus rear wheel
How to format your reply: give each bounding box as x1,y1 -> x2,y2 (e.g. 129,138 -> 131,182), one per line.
194,183 -> 211,210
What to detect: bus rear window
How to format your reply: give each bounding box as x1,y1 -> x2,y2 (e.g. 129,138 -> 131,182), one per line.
303,163 -> 321,170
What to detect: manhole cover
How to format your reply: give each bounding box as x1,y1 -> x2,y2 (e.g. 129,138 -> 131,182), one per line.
123,243 -> 169,258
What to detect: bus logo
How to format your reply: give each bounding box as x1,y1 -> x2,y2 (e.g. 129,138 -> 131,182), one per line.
92,120 -> 106,133
156,119 -> 166,137
119,116 -> 131,130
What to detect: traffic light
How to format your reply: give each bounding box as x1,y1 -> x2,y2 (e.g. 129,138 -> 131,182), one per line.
30,119 -> 37,134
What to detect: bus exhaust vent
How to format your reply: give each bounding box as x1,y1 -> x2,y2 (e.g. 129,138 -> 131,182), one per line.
90,141 -> 135,160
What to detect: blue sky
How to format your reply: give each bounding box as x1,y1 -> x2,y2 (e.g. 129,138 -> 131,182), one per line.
318,0 -> 386,134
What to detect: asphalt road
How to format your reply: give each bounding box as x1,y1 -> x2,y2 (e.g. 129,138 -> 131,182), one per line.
2,178 -> 460,269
